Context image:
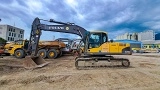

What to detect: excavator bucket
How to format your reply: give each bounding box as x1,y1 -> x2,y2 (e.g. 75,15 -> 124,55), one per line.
23,56 -> 49,69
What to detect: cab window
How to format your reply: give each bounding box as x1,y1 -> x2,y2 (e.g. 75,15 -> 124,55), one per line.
88,33 -> 101,48
102,33 -> 108,43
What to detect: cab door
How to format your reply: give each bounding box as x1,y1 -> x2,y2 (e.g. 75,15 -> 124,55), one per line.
23,40 -> 29,50
101,33 -> 109,53
87,33 -> 102,53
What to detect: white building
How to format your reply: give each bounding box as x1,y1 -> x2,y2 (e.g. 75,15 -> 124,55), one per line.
116,33 -> 138,40
0,25 -> 24,42
116,30 -> 155,41
138,30 -> 155,41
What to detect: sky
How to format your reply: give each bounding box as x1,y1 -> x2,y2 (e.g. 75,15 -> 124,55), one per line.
0,0 -> 160,40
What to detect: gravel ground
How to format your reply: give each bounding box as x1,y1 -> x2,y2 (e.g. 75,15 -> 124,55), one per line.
0,53 -> 160,90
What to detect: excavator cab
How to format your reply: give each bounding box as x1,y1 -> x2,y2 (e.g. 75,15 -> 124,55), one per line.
88,31 -> 107,49
84,31 -> 131,55
84,31 -> 108,55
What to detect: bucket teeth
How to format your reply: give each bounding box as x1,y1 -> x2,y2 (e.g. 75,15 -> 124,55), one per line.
23,56 -> 49,69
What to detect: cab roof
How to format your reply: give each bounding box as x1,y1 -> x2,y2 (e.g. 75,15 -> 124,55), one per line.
90,30 -> 108,34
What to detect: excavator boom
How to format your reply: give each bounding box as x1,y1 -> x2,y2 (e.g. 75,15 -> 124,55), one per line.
24,17 -> 89,69
28,17 -> 88,56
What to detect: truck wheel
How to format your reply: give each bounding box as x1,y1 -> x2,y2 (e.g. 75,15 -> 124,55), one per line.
37,49 -> 47,59
47,49 -> 57,59
14,49 -> 25,59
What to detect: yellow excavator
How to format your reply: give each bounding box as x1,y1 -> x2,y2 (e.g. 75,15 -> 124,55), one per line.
24,17 -> 132,69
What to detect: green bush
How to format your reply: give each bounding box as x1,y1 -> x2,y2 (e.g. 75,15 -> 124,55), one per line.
0,37 -> 7,44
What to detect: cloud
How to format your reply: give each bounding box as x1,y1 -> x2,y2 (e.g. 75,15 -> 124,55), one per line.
1,0 -> 160,40
142,21 -> 160,30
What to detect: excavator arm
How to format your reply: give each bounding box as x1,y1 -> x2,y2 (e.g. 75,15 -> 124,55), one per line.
28,17 -> 89,56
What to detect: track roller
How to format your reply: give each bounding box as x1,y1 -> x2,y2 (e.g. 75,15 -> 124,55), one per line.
122,59 -> 130,67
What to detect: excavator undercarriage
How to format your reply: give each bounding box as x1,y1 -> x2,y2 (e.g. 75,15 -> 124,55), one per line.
75,55 -> 130,70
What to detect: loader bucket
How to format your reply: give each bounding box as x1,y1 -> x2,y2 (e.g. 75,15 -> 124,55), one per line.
23,56 -> 49,69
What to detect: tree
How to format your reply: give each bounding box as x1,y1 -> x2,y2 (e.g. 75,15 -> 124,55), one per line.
0,37 -> 7,44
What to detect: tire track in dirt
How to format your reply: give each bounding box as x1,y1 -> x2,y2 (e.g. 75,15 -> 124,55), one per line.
0,74 -> 71,86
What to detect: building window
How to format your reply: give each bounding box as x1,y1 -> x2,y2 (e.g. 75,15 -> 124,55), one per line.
12,33 -> 13,36
21,31 -> 23,34
18,34 -> 20,38
9,37 -> 11,41
8,37 -> 10,41
14,33 -> 16,37
21,35 -> 23,38
13,29 -> 15,32
10,37 -> 14,41
20,30 -> 23,34
9,32 -> 11,36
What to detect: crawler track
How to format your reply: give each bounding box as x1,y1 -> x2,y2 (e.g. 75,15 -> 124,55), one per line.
75,56 -> 130,70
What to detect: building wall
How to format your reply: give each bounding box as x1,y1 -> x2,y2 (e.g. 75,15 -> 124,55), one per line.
123,33 -> 128,39
0,25 -> 7,40
116,30 -> 155,41
116,33 -> 138,40
138,30 -> 155,41
0,25 -> 24,42
116,33 -> 128,40
138,33 -> 141,41
131,33 -> 138,40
